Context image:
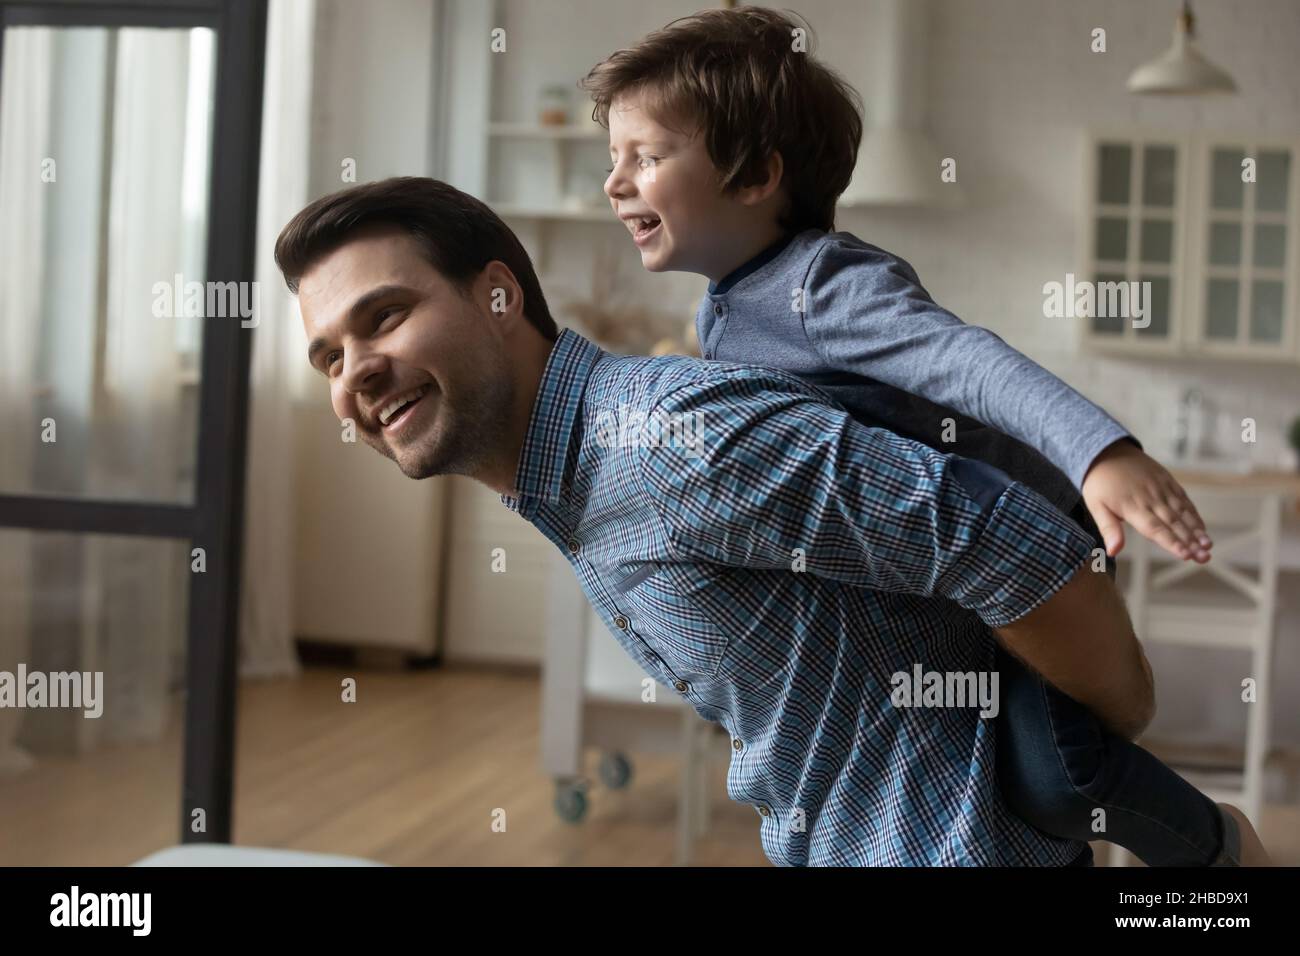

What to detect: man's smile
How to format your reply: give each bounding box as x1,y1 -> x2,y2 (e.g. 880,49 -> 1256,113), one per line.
366,383 -> 434,436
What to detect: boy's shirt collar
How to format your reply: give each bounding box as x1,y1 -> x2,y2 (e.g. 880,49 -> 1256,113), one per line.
707,230 -> 798,295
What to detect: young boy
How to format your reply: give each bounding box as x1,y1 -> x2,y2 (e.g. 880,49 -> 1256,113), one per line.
582,7 -> 1271,865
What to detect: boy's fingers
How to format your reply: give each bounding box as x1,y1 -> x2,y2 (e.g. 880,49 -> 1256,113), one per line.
1167,500 -> 1212,560
1166,490 -> 1212,547
1164,486 -> 1211,546
1154,500 -> 1198,543
1159,486 -> 1213,557
1166,515 -> 1212,562
1133,511 -> 1190,559
1166,493 -> 1204,530
1149,500 -> 1198,552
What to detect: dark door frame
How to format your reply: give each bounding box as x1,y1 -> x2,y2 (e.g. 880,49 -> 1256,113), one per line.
0,0 -> 267,846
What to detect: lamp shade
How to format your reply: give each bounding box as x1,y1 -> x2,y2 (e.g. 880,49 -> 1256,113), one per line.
1128,2 -> 1236,96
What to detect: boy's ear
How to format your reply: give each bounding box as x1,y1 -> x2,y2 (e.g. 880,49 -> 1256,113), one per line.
737,151 -> 785,207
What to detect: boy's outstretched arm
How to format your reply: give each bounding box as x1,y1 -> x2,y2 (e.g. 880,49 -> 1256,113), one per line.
801,240 -> 1213,562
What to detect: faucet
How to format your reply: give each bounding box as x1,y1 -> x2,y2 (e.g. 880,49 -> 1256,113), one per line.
1173,387 -> 1213,460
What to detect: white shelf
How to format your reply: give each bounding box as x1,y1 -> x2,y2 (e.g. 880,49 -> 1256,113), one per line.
489,122 -> 606,141
474,1 -> 616,260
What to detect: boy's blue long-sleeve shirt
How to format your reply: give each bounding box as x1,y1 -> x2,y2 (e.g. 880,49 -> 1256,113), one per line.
695,230 -> 1136,519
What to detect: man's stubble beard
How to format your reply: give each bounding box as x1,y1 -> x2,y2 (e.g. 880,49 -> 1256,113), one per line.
365,347 -> 516,482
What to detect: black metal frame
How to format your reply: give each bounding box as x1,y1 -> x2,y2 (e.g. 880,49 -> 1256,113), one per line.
0,0 -> 267,846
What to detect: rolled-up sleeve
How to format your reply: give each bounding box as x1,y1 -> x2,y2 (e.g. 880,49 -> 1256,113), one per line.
935,479 -> 1096,627
637,370 -> 1095,624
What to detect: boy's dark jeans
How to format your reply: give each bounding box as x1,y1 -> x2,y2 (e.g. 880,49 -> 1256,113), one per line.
992,501 -> 1239,866
994,645 -> 1238,865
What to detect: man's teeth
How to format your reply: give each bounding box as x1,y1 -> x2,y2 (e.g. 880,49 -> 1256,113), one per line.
378,385 -> 430,426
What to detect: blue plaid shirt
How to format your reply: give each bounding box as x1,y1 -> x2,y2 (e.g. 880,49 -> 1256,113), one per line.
503,329 -> 1096,866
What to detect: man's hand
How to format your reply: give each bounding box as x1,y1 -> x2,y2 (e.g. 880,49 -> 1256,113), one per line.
993,559 -> 1155,740
1081,439 -> 1212,563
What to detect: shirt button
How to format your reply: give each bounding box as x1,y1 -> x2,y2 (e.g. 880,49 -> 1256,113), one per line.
614,615 -> 628,630
732,738 -> 743,752
756,805 -> 771,818
566,537 -> 581,554
673,680 -> 689,694
713,304 -> 723,316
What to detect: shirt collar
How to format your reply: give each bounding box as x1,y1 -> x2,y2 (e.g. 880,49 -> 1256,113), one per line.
501,327 -> 604,517
706,231 -> 797,295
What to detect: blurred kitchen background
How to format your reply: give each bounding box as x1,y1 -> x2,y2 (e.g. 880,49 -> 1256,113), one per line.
1,0 -> 1298,866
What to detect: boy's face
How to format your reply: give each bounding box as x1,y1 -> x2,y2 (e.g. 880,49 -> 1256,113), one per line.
604,94 -> 760,280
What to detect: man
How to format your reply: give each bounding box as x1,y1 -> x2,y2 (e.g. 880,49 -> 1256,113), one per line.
275,176 -> 1158,866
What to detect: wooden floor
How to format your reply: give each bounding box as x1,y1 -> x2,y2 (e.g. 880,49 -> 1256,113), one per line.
0,664 -> 768,867
1,663 -> 1295,867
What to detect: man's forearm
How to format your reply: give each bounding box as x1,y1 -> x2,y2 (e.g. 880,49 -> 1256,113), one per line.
992,561 -> 1155,739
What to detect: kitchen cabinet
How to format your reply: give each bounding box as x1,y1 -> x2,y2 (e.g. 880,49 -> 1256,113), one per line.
1081,131 -> 1299,363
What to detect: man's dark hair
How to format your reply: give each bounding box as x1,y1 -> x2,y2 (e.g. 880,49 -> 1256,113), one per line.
274,176 -> 558,341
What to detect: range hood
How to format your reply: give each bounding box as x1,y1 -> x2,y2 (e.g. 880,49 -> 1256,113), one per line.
840,0 -> 962,209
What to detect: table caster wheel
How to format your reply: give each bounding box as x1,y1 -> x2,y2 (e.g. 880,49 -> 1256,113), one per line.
554,781 -> 589,823
598,752 -> 633,790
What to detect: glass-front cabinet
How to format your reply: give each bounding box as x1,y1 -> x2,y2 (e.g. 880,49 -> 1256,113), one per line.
1082,132 -> 1298,363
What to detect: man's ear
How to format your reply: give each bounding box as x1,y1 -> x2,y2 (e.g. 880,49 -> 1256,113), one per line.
477,260 -> 525,329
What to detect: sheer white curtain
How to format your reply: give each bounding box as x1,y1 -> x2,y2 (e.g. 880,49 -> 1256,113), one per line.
0,4 -> 316,770
0,24 -> 187,755
90,28 -> 202,744
239,0 -> 317,679
0,28 -> 51,774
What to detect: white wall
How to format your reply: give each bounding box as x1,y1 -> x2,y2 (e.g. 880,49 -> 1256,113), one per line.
309,0 -> 434,193
284,0 -> 438,405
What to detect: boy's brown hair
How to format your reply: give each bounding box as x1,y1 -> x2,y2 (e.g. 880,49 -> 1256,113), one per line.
580,7 -> 863,234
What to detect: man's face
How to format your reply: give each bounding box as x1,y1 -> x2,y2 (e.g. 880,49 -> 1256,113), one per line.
299,226 -> 514,480
604,94 -> 748,279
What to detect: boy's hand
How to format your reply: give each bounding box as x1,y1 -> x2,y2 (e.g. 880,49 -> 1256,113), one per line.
1081,439 -> 1213,563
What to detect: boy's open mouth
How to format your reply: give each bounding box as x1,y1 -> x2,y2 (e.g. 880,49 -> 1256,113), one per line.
631,216 -> 662,244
